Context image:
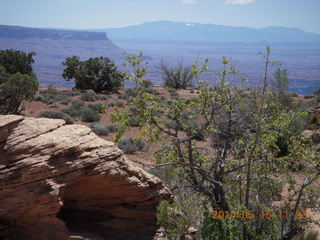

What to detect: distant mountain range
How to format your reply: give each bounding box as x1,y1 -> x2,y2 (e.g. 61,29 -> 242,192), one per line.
93,21 -> 320,43
0,23 -> 319,94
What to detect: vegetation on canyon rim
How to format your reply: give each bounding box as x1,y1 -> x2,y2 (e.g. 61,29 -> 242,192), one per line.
0,47 -> 320,239
0,49 -> 38,114
111,50 -> 320,240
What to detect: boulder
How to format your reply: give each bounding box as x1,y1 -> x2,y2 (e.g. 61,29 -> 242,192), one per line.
0,115 -> 172,240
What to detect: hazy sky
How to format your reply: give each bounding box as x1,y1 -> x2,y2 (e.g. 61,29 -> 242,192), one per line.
0,0 -> 319,33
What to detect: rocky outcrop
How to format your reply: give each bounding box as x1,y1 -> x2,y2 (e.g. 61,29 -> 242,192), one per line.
0,115 -> 172,240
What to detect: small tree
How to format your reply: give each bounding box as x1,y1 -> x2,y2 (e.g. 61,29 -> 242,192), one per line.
0,49 -> 38,114
62,56 -> 124,93
160,61 -> 193,89
272,68 -> 289,96
112,51 -> 320,240
0,49 -> 36,76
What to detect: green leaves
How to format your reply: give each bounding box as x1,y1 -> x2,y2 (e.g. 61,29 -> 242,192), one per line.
0,49 -> 38,114
111,51 -> 320,239
62,56 -> 123,93
0,49 -> 36,76
0,72 -> 38,114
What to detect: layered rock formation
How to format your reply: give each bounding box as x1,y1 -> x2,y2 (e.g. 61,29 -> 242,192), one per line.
0,115 -> 172,240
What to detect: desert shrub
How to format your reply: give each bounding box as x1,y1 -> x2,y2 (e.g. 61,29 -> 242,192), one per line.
80,89 -> 97,101
60,99 -> 70,105
157,200 -> 191,239
124,88 -> 138,99
63,89 -> 81,96
106,124 -> 118,133
36,86 -> 72,105
96,94 -> 110,100
139,86 -> 160,95
304,95 -> 315,99
289,92 -> 299,97
34,95 -> 44,101
61,114 -> 75,124
129,106 -> 137,114
117,138 -> 145,154
165,120 -> 183,130
38,111 -> 74,124
79,107 -> 100,122
107,100 -> 124,107
50,104 -> 59,108
141,80 -> 153,88
168,88 -> 178,98
39,85 -> 57,95
90,123 -> 109,136
88,103 -> 106,113
160,61 -> 194,89
71,99 -> 85,109
38,110 -> 64,119
157,109 -> 165,117
159,95 -> 166,101
61,106 -> 80,118
129,116 -> 140,127
275,111 -> 311,157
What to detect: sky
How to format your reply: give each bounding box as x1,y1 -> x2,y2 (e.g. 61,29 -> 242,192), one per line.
0,0 -> 320,34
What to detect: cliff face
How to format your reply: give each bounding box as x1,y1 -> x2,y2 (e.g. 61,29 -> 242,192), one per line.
0,25 -> 108,41
0,115 -> 172,240
0,25 -> 125,88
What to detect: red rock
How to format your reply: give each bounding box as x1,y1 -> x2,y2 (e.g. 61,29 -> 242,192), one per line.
0,115 -> 172,240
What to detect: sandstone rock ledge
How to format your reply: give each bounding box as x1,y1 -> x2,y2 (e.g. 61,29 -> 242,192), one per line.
0,115 -> 172,240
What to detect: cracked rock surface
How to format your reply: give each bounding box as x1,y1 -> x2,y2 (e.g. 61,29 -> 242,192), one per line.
0,115 -> 172,240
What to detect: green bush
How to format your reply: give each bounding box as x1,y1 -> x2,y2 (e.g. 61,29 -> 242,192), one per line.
289,92 -> 298,97
35,86 -> 72,105
106,124 -> 118,133
96,94 -> 110,100
34,95 -> 44,102
107,100 -> 124,107
71,99 -> 85,109
160,61 -> 193,89
80,89 -> 97,101
90,123 -> 109,136
61,106 -> 80,118
79,107 -> 100,122
117,138 -> 145,154
129,117 -> 140,127
88,103 -> 106,113
60,99 -> 70,105
304,95 -> 315,99
39,110 -> 64,119
139,86 -> 160,95
125,88 -> 138,98
168,88 -> 178,98
141,80 -> 153,88
129,106 -> 137,114
61,99 -> 86,118
62,56 -> 124,93
157,200 -> 191,239
38,111 -> 74,124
